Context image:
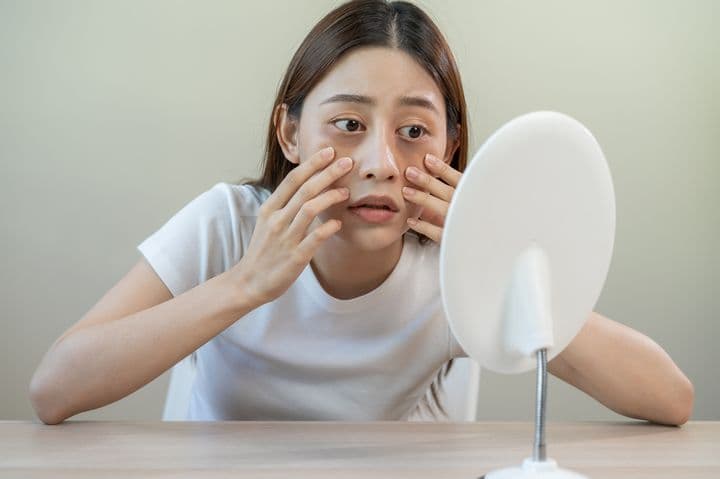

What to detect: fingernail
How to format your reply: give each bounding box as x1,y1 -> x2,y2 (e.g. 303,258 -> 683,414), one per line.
403,186 -> 416,196
406,167 -> 420,180
407,218 -> 418,226
337,157 -> 352,169
425,154 -> 440,167
321,146 -> 334,159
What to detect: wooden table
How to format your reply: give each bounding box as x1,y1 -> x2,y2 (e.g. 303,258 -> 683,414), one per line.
1,421 -> 718,478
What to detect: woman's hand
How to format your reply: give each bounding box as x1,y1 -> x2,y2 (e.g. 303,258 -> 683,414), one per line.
229,147 -> 353,305
402,153 -> 462,243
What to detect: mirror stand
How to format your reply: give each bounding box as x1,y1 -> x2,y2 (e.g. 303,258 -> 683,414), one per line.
482,348 -> 587,478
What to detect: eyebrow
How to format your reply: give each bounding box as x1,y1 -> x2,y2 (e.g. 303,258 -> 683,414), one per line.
320,93 -> 440,114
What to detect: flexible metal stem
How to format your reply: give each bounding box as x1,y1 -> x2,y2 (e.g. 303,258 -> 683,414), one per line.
533,348 -> 548,462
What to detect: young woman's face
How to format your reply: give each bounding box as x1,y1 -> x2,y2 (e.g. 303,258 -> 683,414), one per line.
293,47 -> 453,251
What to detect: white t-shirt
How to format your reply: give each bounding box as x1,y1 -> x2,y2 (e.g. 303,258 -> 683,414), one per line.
138,182 -> 466,420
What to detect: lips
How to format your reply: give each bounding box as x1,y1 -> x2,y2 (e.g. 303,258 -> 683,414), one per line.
348,195 -> 399,212
347,195 -> 400,224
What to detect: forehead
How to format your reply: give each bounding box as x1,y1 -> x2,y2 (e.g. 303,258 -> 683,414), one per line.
305,47 -> 445,114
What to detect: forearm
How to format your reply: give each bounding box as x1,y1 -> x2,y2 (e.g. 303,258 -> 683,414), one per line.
548,312 -> 694,426
29,271 -> 258,424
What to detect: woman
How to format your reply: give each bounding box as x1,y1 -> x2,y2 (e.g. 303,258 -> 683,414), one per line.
29,0 -> 693,425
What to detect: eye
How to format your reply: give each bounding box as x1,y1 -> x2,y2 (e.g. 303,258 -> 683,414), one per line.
398,125 -> 427,140
333,119 -> 364,132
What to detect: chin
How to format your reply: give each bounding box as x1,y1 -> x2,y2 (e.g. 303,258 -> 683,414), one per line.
318,206 -> 412,252
333,222 -> 406,252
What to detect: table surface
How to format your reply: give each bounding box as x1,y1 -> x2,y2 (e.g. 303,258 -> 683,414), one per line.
1,421 -> 718,478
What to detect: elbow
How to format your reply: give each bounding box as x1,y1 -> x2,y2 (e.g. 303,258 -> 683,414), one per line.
29,373 -> 69,425
657,376 -> 695,427
670,376 -> 695,426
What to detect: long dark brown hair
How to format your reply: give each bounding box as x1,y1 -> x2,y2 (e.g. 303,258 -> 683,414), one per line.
245,0 -> 470,419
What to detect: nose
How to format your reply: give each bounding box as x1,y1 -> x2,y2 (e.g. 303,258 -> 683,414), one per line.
356,128 -> 400,181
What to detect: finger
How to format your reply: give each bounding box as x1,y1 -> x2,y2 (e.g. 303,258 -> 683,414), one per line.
281,156 -> 353,222
424,154 -> 461,188
419,208 -> 445,228
287,187 -> 349,238
262,146 -> 336,213
402,186 -> 448,224
295,218 -> 343,260
405,165 -> 454,202
407,217 -> 442,243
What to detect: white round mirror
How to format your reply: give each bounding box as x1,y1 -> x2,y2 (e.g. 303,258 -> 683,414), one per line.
441,111 -> 616,373
440,111 -> 616,478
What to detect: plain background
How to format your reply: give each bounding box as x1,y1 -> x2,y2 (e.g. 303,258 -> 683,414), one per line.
1,0 -> 718,421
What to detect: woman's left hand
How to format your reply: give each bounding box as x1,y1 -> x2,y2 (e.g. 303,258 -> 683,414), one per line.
402,153 -> 462,243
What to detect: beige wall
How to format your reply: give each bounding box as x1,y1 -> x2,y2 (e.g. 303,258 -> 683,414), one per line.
1,0 -> 717,421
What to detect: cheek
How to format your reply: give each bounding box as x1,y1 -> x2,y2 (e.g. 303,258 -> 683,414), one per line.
297,125 -> 357,173
407,202 -> 423,219
297,121 -> 333,162
321,128 -> 359,163
398,139 -> 444,171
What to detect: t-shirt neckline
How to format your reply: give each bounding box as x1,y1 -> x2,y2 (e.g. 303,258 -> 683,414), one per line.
298,236 -> 417,314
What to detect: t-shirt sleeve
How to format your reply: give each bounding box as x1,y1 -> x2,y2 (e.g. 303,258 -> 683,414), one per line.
137,182 -> 253,297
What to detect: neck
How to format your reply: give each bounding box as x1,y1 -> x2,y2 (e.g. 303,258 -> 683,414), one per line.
310,236 -> 404,300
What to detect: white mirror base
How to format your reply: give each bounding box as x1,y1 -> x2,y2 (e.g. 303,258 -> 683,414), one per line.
485,457 -> 589,479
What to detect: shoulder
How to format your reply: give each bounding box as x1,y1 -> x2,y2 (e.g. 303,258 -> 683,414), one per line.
158,181 -> 271,253
201,182 -> 271,218
405,233 -> 441,266
166,182 -> 272,234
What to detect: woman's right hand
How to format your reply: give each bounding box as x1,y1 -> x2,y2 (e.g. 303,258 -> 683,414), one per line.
228,146 -> 353,305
